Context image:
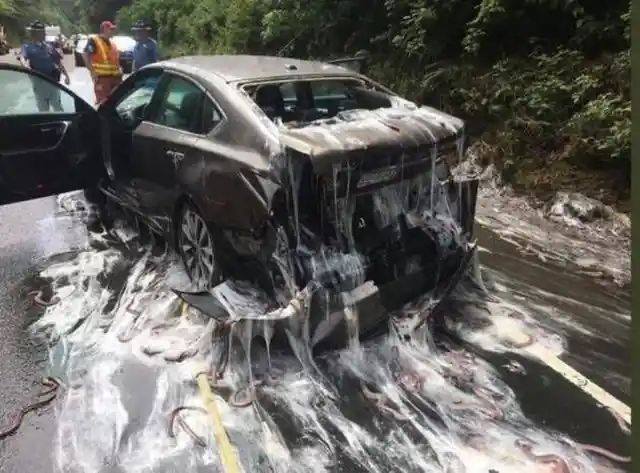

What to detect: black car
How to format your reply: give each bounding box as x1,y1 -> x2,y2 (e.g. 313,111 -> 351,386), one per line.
0,55 -> 479,350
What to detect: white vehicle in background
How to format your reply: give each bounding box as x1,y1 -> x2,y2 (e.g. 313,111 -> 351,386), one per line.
44,25 -> 66,53
45,25 -> 61,37
74,35 -> 136,73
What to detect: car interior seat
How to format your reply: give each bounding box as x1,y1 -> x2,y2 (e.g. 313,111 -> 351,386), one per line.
178,91 -> 203,133
255,85 -> 286,121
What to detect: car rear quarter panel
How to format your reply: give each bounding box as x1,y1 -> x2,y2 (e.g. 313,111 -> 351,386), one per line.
177,142 -> 277,231
172,68 -> 285,231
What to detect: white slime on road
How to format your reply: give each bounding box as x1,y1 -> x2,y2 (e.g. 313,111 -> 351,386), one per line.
28,231 -> 623,473
474,179 -> 630,288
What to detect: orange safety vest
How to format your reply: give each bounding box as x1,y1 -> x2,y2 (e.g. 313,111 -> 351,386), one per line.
89,34 -> 120,76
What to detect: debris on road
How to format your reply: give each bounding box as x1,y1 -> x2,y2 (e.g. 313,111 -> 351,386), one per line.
0,376 -> 63,440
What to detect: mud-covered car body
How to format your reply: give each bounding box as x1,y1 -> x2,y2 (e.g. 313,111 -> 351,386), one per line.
0,55 -> 479,349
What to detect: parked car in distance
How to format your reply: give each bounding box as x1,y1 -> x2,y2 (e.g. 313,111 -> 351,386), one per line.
112,35 -> 136,73
74,35 -> 136,73
0,55 -> 479,351
45,35 -> 61,50
62,36 -> 74,54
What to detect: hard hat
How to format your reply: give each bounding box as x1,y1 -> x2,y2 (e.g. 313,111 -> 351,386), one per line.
131,19 -> 152,31
26,20 -> 46,31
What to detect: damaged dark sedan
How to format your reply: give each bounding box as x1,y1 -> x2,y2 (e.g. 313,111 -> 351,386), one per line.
0,55 -> 479,350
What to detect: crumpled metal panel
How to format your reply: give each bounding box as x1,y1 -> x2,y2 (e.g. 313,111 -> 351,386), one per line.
278,106 -> 464,174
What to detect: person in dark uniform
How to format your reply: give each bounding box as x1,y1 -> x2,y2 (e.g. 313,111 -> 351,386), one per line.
18,20 -> 70,112
132,19 -> 159,72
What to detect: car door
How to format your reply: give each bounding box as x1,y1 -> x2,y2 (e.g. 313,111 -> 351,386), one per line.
96,66 -> 165,211
127,72 -> 216,224
0,64 -> 103,206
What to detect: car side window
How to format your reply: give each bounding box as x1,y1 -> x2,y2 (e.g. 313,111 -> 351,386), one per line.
0,68 -> 77,115
149,76 -> 204,133
310,80 -> 349,101
279,82 -> 296,103
200,97 -> 223,134
114,74 -> 161,117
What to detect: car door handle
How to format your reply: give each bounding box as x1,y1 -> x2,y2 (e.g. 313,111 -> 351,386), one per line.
37,122 -> 68,134
166,150 -> 184,161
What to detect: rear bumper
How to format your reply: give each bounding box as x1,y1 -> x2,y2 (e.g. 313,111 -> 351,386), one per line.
308,177 -> 480,350
171,177 -> 480,353
171,243 -> 477,354
309,241 -> 476,350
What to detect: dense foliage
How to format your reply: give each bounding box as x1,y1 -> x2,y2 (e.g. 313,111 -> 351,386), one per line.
0,0 -> 129,40
0,0 -> 76,35
4,0 -> 631,208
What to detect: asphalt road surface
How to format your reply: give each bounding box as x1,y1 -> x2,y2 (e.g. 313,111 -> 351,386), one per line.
0,52 -> 631,473
0,53 -> 93,473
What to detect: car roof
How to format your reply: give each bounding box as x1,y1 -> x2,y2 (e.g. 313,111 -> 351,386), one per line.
160,55 -> 358,83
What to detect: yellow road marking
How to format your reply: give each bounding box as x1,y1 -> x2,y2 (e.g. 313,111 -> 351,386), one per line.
195,371 -> 243,473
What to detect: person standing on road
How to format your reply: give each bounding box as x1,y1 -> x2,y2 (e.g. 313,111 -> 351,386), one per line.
18,20 -> 71,112
132,19 -> 159,72
83,21 -> 122,105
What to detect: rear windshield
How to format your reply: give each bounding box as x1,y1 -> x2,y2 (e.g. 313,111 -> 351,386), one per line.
244,78 -> 394,125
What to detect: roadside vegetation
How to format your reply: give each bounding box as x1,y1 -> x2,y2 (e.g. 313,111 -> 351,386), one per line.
3,0 -> 631,212
0,0 -> 128,41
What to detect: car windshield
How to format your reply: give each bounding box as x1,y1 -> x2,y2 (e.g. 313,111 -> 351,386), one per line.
244,77 -> 394,125
112,36 -> 136,51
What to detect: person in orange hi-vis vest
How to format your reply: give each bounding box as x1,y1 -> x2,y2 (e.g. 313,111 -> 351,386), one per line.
82,21 -> 122,105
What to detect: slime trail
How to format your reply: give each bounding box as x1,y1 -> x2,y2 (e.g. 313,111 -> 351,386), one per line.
30,188 -> 629,473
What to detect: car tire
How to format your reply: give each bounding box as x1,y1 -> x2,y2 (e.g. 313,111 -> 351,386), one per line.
74,53 -> 83,68
177,202 -> 223,290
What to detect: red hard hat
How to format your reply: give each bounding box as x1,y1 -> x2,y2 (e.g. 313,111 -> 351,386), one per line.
100,21 -> 116,31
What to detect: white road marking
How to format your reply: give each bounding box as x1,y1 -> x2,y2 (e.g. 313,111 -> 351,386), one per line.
502,330 -> 631,425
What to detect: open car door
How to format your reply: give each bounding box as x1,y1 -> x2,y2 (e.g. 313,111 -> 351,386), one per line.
0,64 -> 104,206
326,54 -> 369,74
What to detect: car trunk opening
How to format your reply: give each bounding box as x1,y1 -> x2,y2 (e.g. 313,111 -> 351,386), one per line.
266,105 -> 471,297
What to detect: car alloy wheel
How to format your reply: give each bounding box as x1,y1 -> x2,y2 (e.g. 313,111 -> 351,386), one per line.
178,204 -> 221,290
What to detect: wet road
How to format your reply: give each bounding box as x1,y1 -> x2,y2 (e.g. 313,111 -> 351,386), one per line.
0,197 -> 89,473
0,53 -> 91,473
0,54 -> 631,473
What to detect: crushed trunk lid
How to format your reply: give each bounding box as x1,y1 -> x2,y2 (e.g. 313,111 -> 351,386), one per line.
278,106 -> 464,175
